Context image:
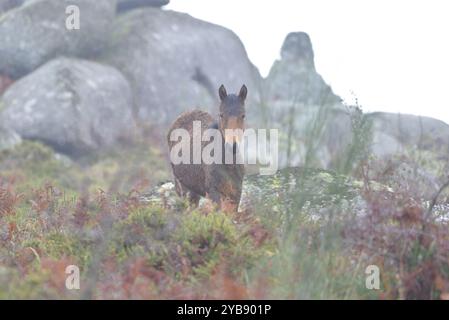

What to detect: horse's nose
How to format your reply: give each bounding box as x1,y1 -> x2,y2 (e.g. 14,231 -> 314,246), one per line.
224,131 -> 242,144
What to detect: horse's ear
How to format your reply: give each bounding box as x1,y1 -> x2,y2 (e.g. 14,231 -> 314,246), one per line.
218,85 -> 227,101
239,84 -> 248,101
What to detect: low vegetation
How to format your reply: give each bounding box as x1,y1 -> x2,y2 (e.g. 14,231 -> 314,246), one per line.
1,107 -> 449,300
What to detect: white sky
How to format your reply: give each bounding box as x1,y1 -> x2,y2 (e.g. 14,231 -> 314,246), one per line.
167,0 -> 449,125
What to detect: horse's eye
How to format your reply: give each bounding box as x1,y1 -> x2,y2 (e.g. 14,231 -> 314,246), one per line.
219,113 -> 224,118
242,114 -> 246,119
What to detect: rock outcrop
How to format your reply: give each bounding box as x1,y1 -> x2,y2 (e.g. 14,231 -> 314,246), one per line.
369,112 -> 449,155
0,58 -> 135,156
263,31 -> 449,171
261,32 -> 349,168
0,0 -> 447,169
264,32 -> 341,112
0,0 -> 25,15
102,8 -> 262,125
117,0 -> 169,13
0,0 -> 117,78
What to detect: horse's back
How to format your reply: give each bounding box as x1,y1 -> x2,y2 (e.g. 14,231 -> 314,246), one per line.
167,110 -> 214,196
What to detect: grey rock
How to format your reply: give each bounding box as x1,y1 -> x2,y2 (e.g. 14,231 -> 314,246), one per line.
281,32 -> 315,68
0,57 -> 135,156
261,102 -> 356,169
0,0 -> 117,78
264,32 -> 341,111
117,0 -> 169,12
262,32 -> 449,170
261,32 -> 350,169
102,8 -> 262,126
276,107 -> 449,170
0,0 -> 25,15
368,112 -> 449,153
370,130 -> 404,158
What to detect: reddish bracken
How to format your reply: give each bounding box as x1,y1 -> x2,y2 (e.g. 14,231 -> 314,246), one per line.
343,163 -> 449,300
0,179 -> 22,216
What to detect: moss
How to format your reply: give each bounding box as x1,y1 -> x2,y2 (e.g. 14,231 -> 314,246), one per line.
0,140 -> 77,191
110,206 -> 175,268
0,267 -> 53,299
0,138 -> 169,196
316,171 -> 334,184
243,167 -> 359,215
18,232 -> 91,271
0,140 -> 59,168
107,204 -> 265,281
175,211 -> 262,277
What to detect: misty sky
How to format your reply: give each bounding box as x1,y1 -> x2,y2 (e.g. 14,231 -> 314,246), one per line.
167,0 -> 449,124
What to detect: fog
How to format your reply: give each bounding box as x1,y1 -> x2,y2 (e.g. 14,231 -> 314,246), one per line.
168,0 -> 449,124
